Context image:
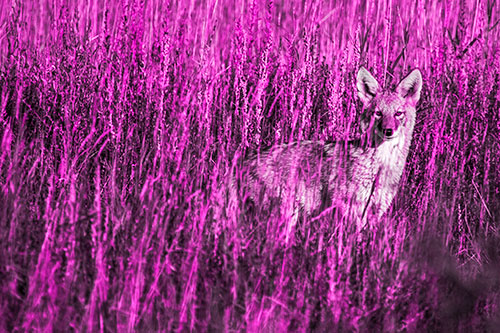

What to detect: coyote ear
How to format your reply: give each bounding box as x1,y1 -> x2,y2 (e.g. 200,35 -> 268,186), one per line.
397,69 -> 422,106
357,67 -> 379,106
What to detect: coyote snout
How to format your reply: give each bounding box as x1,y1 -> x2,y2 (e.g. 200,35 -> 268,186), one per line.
228,67 -> 423,231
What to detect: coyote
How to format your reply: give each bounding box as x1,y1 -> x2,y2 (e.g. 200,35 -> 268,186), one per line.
229,67 -> 422,230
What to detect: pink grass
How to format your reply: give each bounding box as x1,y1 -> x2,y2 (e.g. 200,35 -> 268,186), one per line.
0,0 -> 499,331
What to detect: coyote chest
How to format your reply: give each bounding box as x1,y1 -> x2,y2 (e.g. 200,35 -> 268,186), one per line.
341,134 -> 410,221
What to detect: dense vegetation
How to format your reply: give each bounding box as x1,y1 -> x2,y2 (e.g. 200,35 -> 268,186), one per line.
0,0 -> 499,331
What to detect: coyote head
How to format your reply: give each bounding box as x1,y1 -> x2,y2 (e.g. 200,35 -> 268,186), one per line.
357,67 -> 422,141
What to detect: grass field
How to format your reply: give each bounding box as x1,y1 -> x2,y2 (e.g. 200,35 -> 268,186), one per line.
1,0 -> 499,331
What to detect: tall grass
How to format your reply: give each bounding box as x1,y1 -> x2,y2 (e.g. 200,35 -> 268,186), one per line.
0,0 -> 499,331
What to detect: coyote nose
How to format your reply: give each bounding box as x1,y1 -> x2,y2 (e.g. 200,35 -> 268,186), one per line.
383,129 -> 393,137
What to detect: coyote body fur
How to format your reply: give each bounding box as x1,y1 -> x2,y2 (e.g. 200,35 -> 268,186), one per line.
232,68 -> 422,225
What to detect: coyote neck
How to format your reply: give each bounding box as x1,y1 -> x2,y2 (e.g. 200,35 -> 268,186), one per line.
353,123 -> 414,178
331,118 -> 415,221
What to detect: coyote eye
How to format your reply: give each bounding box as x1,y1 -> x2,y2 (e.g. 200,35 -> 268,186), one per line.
395,111 -> 404,117
375,111 -> 383,117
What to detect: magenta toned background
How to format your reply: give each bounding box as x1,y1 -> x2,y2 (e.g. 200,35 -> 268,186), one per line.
0,0 -> 499,331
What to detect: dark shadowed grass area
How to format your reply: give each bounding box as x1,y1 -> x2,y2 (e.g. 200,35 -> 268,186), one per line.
0,0 -> 499,331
